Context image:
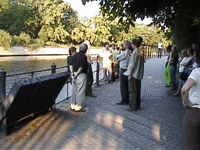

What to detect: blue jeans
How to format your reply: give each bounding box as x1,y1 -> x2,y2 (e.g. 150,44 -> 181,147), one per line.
170,65 -> 177,89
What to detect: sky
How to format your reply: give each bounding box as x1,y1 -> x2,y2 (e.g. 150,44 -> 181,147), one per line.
64,0 -> 100,19
64,0 -> 152,24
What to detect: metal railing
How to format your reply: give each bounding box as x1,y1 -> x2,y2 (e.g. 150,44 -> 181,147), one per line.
0,55 -> 103,123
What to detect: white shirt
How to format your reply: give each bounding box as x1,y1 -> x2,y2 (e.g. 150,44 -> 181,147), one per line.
188,68 -> 200,109
179,56 -> 193,73
116,49 -> 129,69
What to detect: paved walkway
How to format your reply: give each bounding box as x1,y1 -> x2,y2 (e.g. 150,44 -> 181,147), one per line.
0,57 -> 184,150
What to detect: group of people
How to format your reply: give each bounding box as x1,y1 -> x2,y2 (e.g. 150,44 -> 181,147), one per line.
66,37 -> 145,112
66,41 -> 96,112
115,37 -> 145,111
164,42 -> 200,149
164,44 -> 196,96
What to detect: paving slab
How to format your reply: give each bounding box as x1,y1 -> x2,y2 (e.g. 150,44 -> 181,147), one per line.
0,57 -> 184,150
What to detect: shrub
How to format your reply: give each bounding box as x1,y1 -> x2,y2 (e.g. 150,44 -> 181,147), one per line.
11,35 -> 21,45
19,32 -> 31,45
0,30 -> 11,50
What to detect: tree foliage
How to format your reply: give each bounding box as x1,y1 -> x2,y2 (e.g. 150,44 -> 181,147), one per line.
82,0 -> 200,50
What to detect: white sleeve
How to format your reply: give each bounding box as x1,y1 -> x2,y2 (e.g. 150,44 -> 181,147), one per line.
188,68 -> 200,83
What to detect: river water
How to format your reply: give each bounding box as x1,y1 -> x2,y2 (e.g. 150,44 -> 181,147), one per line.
0,56 -> 103,98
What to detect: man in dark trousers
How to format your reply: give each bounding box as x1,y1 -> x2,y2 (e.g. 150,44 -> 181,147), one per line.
70,44 -> 88,112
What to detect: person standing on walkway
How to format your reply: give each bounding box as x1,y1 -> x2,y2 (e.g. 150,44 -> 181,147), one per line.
181,43 -> 200,150
157,42 -> 163,58
169,46 -> 179,90
100,43 -> 113,83
164,45 -> 172,87
115,41 -> 131,105
83,40 -> 97,97
69,43 -> 88,112
67,47 -> 77,84
124,38 -> 145,111
173,48 -> 193,97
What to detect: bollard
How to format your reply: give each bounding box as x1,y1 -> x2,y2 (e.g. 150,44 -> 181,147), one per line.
0,69 -> 6,132
51,63 -> 56,74
96,55 -> 100,86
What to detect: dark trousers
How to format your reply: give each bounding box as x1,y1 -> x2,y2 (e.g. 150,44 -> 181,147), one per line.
86,63 -> 94,95
182,108 -> 200,150
129,77 -> 141,110
170,65 -> 177,89
120,68 -> 129,103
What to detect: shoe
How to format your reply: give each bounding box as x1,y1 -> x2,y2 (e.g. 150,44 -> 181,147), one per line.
173,93 -> 180,97
74,109 -> 86,113
116,101 -> 128,105
86,93 -> 97,98
70,107 -> 75,111
126,108 -> 137,112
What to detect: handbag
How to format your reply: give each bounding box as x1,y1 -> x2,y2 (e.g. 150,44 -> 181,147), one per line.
179,67 -> 189,81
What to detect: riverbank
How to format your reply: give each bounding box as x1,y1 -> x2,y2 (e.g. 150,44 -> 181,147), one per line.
0,46 -> 102,61
0,46 -> 103,55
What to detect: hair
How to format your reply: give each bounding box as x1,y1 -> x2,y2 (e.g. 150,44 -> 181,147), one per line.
166,45 -> 172,52
123,40 -> 132,50
132,38 -> 141,48
194,42 -> 200,66
79,43 -> 88,54
68,47 -> 77,56
136,36 -> 143,45
181,49 -> 187,57
83,40 -> 91,48
187,47 -> 194,55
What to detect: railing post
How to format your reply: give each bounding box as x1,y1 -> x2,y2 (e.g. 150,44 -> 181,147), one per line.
0,69 -> 6,130
51,63 -> 56,74
96,55 -> 100,86
51,63 -> 56,110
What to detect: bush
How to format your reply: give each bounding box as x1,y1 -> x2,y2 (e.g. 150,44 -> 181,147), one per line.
19,32 -> 31,45
12,35 -> 21,45
28,38 -> 45,50
0,30 -> 11,50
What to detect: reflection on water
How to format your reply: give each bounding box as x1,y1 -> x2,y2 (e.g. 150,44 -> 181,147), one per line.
0,56 -> 102,95
0,56 -> 67,74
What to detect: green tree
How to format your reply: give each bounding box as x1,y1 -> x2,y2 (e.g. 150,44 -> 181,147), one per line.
82,0 -> 200,49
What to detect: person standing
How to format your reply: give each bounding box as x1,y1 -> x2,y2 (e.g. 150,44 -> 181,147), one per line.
69,44 -> 88,112
181,43 -> 200,150
116,41 -> 131,105
169,46 -> 179,90
124,38 -> 145,111
100,43 -> 113,83
83,40 -> 97,97
164,45 -> 172,87
158,42 -> 163,58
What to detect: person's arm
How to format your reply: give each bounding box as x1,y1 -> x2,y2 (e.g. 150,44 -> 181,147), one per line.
116,51 -> 127,61
87,54 -> 93,64
74,68 -> 83,79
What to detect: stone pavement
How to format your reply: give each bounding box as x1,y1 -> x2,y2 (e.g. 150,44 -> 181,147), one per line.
0,57 -> 184,150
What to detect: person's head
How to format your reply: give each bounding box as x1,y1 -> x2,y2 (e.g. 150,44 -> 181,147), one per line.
166,45 -> 172,53
194,42 -> 200,66
136,36 -> 143,45
123,40 -> 132,51
68,47 -> 77,56
120,43 -> 124,50
132,38 -> 141,49
171,46 -> 177,53
105,43 -> 109,49
187,47 -> 194,56
83,40 -> 91,49
181,49 -> 187,58
79,43 -> 88,54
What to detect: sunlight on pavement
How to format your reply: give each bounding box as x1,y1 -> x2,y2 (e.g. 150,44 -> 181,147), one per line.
94,113 -> 124,131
